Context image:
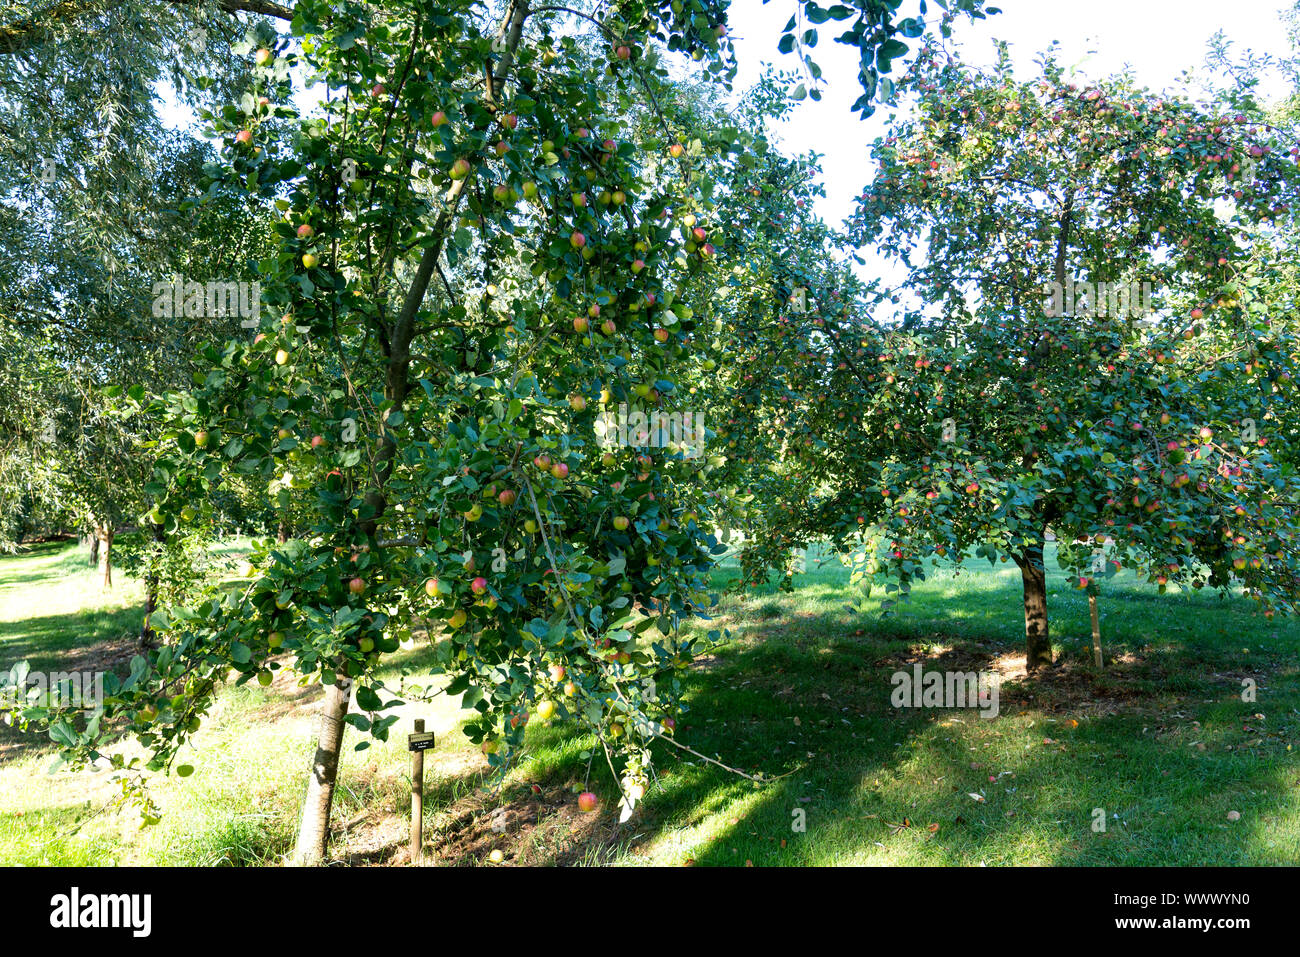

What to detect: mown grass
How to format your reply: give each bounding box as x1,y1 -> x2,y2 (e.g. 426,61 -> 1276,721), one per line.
1,539 -> 1297,865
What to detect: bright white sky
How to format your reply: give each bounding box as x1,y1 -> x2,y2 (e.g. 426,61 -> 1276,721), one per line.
731,0 -> 1299,231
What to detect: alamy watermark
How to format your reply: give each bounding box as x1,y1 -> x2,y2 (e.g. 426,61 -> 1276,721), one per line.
595,403 -> 706,458
152,277 -> 261,327
1043,280 -> 1153,321
890,664 -> 1000,719
1,664 -> 104,715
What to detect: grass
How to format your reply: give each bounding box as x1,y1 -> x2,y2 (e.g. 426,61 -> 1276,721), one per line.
1,538 -> 1297,866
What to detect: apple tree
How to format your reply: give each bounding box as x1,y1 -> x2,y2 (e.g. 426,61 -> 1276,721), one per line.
712,46 -> 1300,670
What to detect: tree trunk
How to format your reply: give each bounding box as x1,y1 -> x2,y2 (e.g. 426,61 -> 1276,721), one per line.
89,532 -> 99,566
96,523 -> 113,589
291,675 -> 353,866
277,518 -> 290,544
1014,541 -> 1053,671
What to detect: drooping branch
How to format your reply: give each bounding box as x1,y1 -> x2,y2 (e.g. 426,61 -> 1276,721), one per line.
0,0 -> 293,56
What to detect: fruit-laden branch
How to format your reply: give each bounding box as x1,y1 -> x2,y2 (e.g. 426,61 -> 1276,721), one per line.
0,0 -> 293,55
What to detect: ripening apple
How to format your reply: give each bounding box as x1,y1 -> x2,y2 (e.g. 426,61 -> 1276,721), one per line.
194,429 -> 210,448
563,681 -> 577,697
449,158 -> 471,180
498,488 -> 516,506
653,328 -> 669,342
601,319 -> 616,335
448,608 -> 468,629
492,184 -> 510,202
631,258 -> 645,274
464,504 -> 483,522
493,141 -> 510,157
431,110 -> 449,127
548,664 -> 566,682
310,435 -> 325,449
371,83 -> 386,97
577,792 -> 599,812
534,454 -> 551,471
500,113 -> 518,130
573,315 -> 589,333
301,252 -> 318,268
235,130 -> 253,145
522,180 -> 538,200
550,462 -> 569,480
275,348 -> 290,365
348,577 -> 366,595
570,231 -> 586,249
536,699 -> 556,720
255,47 -> 273,66
668,143 -> 684,158
569,394 -> 586,411
613,515 -> 630,531
615,44 -> 631,60
471,576 -> 488,595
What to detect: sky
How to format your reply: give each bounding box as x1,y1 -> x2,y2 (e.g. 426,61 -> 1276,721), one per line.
729,0 -> 1300,231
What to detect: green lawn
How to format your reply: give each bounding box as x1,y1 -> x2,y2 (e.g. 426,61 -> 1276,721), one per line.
1,539 -> 1297,865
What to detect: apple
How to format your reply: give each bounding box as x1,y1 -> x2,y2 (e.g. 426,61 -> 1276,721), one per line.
235,130 -> 253,145
570,231 -> 586,249
601,319 -> 616,335
632,259 -> 646,274
498,489 -> 516,506
268,632 -> 284,648
493,140 -> 510,157
573,315 -> 589,333
194,430 -> 210,448
348,577 -> 366,595
431,110 -> 449,127
488,849 -> 504,863
371,83 -> 386,97
464,504 -> 483,522
257,670 -> 273,687
359,637 -> 375,653
522,180 -> 539,200
668,143 -> 684,158
471,576 -> 488,595
296,224 -> 315,240
448,608 -> 468,629
500,113 -> 518,130
310,435 -> 325,449
569,394 -> 587,411
548,664 -> 566,682
524,519 -> 538,534
653,327 -> 669,342
536,699 -> 556,720
449,158 -> 471,180
563,681 -> 577,697
615,44 -> 631,60
275,348 -> 290,365
534,454 -> 551,470
550,462 -> 569,480
424,578 -> 440,598
255,47 -> 273,66
577,791 -> 599,812
301,252 -> 318,269
481,737 -> 499,754
492,184 -> 510,202
613,515 -> 630,531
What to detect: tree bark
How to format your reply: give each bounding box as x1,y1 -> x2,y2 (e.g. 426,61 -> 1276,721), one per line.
88,532 -> 99,566
291,675 -> 353,866
1014,541 -> 1053,671
277,518 -> 290,544
96,523 -> 113,589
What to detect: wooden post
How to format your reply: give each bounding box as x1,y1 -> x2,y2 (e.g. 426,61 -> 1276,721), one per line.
1088,595 -> 1103,668
410,719 -> 425,864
